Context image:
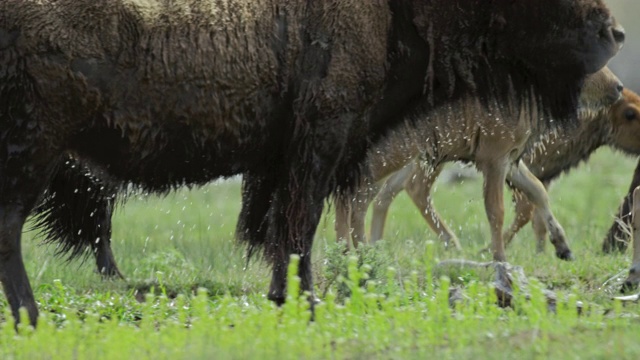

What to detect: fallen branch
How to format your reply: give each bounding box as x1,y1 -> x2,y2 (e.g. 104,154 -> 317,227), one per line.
436,258 -> 581,314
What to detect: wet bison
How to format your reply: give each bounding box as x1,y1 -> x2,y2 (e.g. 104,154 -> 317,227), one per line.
335,66 -> 624,259
345,68 -> 640,257
0,0 -> 623,327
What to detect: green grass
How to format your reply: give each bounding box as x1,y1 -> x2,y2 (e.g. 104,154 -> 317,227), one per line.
5,148 -> 640,359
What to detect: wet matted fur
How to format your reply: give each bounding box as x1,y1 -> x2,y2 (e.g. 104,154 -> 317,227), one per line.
0,0 -> 622,327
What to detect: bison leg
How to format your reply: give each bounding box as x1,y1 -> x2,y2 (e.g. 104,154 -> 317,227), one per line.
0,160 -> 55,328
266,179 -> 326,307
238,155 -> 326,307
477,158 -> 509,262
335,178 -> 376,248
370,163 -> 415,242
506,161 -> 573,260
32,161 -> 123,278
622,186 -> 640,292
502,189 -> 534,249
334,194 -> 354,247
349,185 -> 373,247
603,157 -> 640,253
267,109 -> 357,308
477,157 -> 516,303
404,162 -> 461,249
531,207 -> 548,254
0,207 -> 38,327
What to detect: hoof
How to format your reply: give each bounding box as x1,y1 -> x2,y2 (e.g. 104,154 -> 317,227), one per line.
267,293 -> 286,306
309,295 -> 321,305
555,249 -> 574,261
96,267 -> 125,280
621,280 -> 638,294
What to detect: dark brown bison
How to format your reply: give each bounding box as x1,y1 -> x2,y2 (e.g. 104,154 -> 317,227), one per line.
0,0 -> 623,327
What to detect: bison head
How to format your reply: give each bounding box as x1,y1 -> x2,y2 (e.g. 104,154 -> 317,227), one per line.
578,66 -> 624,113
494,0 -> 624,76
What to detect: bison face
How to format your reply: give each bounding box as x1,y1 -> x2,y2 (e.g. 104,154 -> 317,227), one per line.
610,89 -> 640,154
497,0 -> 624,77
579,66 -> 623,112
562,13 -> 624,75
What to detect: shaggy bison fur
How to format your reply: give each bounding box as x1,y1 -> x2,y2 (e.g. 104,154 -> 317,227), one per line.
0,0 -> 623,327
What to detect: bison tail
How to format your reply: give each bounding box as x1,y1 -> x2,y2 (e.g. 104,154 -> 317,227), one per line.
30,161 -> 118,264
235,173 -> 275,261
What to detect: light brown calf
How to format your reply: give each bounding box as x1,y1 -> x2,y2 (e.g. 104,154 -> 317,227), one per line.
337,98 -> 571,263
502,87 -> 640,252
337,67 -> 624,261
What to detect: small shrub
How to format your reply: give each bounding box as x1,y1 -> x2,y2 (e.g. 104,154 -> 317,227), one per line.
321,241 -> 392,301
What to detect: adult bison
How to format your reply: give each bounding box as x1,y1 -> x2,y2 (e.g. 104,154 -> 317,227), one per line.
0,0 -> 623,327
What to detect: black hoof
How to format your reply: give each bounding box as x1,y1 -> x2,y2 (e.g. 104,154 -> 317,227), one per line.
621,280 -> 638,294
556,249 -> 574,261
267,293 -> 286,306
96,267 -> 125,280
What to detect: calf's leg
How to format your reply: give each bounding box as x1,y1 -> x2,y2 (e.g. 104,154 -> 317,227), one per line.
502,189 -> 535,248
370,162 -> 416,242
334,195 -> 353,246
603,157 -> 640,253
531,208 -> 548,254
506,161 -> 572,260
477,158 -> 509,263
622,186 -> 640,292
404,162 -> 460,249
335,181 -> 376,249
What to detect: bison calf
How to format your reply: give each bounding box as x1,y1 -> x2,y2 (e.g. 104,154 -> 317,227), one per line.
352,68 -> 637,257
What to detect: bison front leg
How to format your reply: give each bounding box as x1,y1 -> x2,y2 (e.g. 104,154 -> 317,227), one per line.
0,159 -> 56,328
266,174 -> 327,308
477,157 -> 515,306
506,161 -> 573,260
477,158 -> 509,263
603,157 -> 640,253
622,186 -> 640,292
266,111 -> 357,310
0,207 -> 38,328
